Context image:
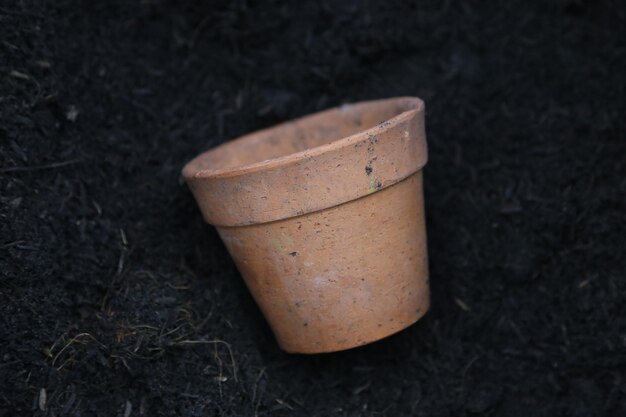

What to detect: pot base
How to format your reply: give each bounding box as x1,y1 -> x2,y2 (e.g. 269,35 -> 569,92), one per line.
280,302 -> 429,354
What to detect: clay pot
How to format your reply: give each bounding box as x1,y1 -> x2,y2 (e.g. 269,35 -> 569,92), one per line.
182,97 -> 429,353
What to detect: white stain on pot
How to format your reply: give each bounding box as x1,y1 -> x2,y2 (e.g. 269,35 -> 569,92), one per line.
312,275 -> 330,288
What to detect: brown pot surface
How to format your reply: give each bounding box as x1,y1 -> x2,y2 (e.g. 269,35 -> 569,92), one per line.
183,97 -> 429,353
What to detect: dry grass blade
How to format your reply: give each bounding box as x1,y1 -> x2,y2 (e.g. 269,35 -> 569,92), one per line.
51,333 -> 104,367
174,339 -> 238,382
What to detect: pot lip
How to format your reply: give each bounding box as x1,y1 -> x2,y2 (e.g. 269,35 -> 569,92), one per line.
183,96 -> 424,181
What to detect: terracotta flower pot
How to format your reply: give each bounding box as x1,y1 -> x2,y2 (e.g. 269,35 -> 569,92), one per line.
182,97 -> 429,354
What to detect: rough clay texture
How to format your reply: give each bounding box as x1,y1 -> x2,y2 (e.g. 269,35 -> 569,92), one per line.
184,98 -> 429,353
2,1 -> 625,416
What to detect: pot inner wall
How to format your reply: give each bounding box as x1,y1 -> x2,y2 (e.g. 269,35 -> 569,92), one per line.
185,97 -> 422,176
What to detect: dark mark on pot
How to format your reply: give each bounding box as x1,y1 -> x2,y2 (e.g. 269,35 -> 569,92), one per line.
367,134 -> 378,153
365,156 -> 378,175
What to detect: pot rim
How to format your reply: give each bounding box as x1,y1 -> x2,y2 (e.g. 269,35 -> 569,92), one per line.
182,97 -> 424,180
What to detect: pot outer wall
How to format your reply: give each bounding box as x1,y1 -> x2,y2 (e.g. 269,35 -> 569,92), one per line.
218,171 -> 429,354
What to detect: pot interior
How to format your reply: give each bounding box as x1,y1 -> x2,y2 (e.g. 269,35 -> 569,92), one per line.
184,97 -> 422,177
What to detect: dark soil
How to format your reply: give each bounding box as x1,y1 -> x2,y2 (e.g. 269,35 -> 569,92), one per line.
2,1 -> 625,416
